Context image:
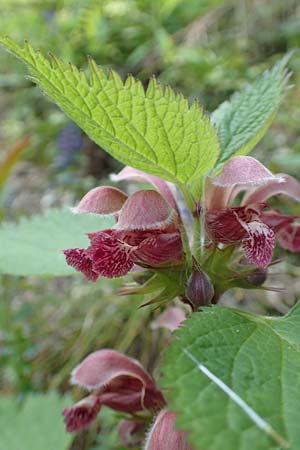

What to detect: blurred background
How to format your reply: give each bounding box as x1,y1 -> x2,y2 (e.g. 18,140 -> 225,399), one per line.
0,1 -> 300,449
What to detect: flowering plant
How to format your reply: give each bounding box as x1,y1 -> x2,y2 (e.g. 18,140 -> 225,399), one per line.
1,38 -> 300,450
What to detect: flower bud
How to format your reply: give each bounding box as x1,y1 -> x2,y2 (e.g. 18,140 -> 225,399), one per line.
246,267 -> 267,286
118,419 -> 146,447
144,410 -> 192,450
186,267 -> 214,310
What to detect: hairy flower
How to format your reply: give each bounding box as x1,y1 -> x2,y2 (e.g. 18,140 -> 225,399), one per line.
144,410 -> 192,450
63,350 -> 165,433
64,188 -> 183,280
205,156 -> 300,268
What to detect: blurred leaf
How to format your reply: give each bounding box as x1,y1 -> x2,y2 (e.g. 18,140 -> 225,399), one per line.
0,393 -> 71,450
161,302 -> 300,450
0,135 -> 31,187
211,54 -> 291,168
0,37 -> 219,187
0,208 -> 114,276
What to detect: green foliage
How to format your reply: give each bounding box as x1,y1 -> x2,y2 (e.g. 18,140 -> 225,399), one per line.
0,393 -> 71,450
211,54 -> 290,168
0,37 -> 219,187
0,208 -> 114,276
161,303 -> 300,450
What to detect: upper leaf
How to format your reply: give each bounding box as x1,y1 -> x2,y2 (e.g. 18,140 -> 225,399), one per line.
161,303 -> 300,450
211,54 -> 291,168
0,37 -> 219,186
0,208 -> 114,277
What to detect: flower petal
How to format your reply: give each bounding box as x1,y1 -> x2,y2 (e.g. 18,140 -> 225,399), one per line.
144,410 -> 192,450
111,166 -> 178,210
87,231 -> 135,278
242,221 -> 275,268
63,395 -> 100,433
242,174 -> 300,205
63,248 -> 99,281
134,233 -> 183,265
212,156 -> 280,187
71,349 -> 156,391
205,207 -> 249,243
73,186 -> 128,215
116,190 -> 177,231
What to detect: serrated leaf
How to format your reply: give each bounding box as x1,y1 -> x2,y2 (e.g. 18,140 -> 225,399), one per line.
0,208 -> 114,276
161,303 -> 300,450
0,37 -> 219,186
211,55 -> 290,168
0,393 -> 71,450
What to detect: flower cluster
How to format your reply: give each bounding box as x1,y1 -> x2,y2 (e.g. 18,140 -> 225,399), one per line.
64,156 -> 300,302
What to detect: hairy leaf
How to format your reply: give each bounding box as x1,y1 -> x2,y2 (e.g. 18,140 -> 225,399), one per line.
0,37 -> 219,186
0,208 -> 114,276
0,393 -> 71,450
161,303 -> 300,450
211,55 -> 290,168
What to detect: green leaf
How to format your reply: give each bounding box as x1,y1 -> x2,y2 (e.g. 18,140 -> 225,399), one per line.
211,55 -> 290,168
0,37 -> 219,186
161,303 -> 300,450
0,208 -> 114,276
0,393 -> 71,450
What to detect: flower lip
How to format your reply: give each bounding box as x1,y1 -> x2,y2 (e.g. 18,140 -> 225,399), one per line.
144,410 -> 192,450
242,174 -> 300,205
211,156 -> 283,187
70,349 -> 156,391
116,190 -> 177,231
62,395 -> 101,433
110,165 -> 178,210
72,186 -> 128,215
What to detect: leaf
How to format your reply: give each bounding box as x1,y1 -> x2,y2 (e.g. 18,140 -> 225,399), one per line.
0,208 -> 114,276
0,37 -> 219,186
211,55 -> 291,168
161,303 -> 300,450
0,393 -> 72,450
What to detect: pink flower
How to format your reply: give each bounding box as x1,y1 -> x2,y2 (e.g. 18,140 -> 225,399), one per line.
151,307 -> 186,331
144,410 -> 192,450
63,349 -> 165,433
64,187 -> 183,281
205,156 -> 300,268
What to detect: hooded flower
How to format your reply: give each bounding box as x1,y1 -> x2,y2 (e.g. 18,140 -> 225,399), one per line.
63,349 -> 165,433
144,410 -> 192,450
205,156 -> 300,268
64,185 -> 183,281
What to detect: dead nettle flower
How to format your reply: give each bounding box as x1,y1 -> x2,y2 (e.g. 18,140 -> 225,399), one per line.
205,156 -> 300,268
63,349 -> 165,433
144,410 -> 193,450
151,306 -> 186,332
64,182 -> 183,280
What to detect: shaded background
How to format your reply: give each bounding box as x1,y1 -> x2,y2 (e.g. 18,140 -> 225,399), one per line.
0,1 -> 300,449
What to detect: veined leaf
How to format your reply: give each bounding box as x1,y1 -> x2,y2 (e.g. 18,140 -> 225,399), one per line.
0,37 -> 219,186
0,208 -> 114,276
211,54 -> 291,168
161,303 -> 300,450
0,393 -> 71,450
